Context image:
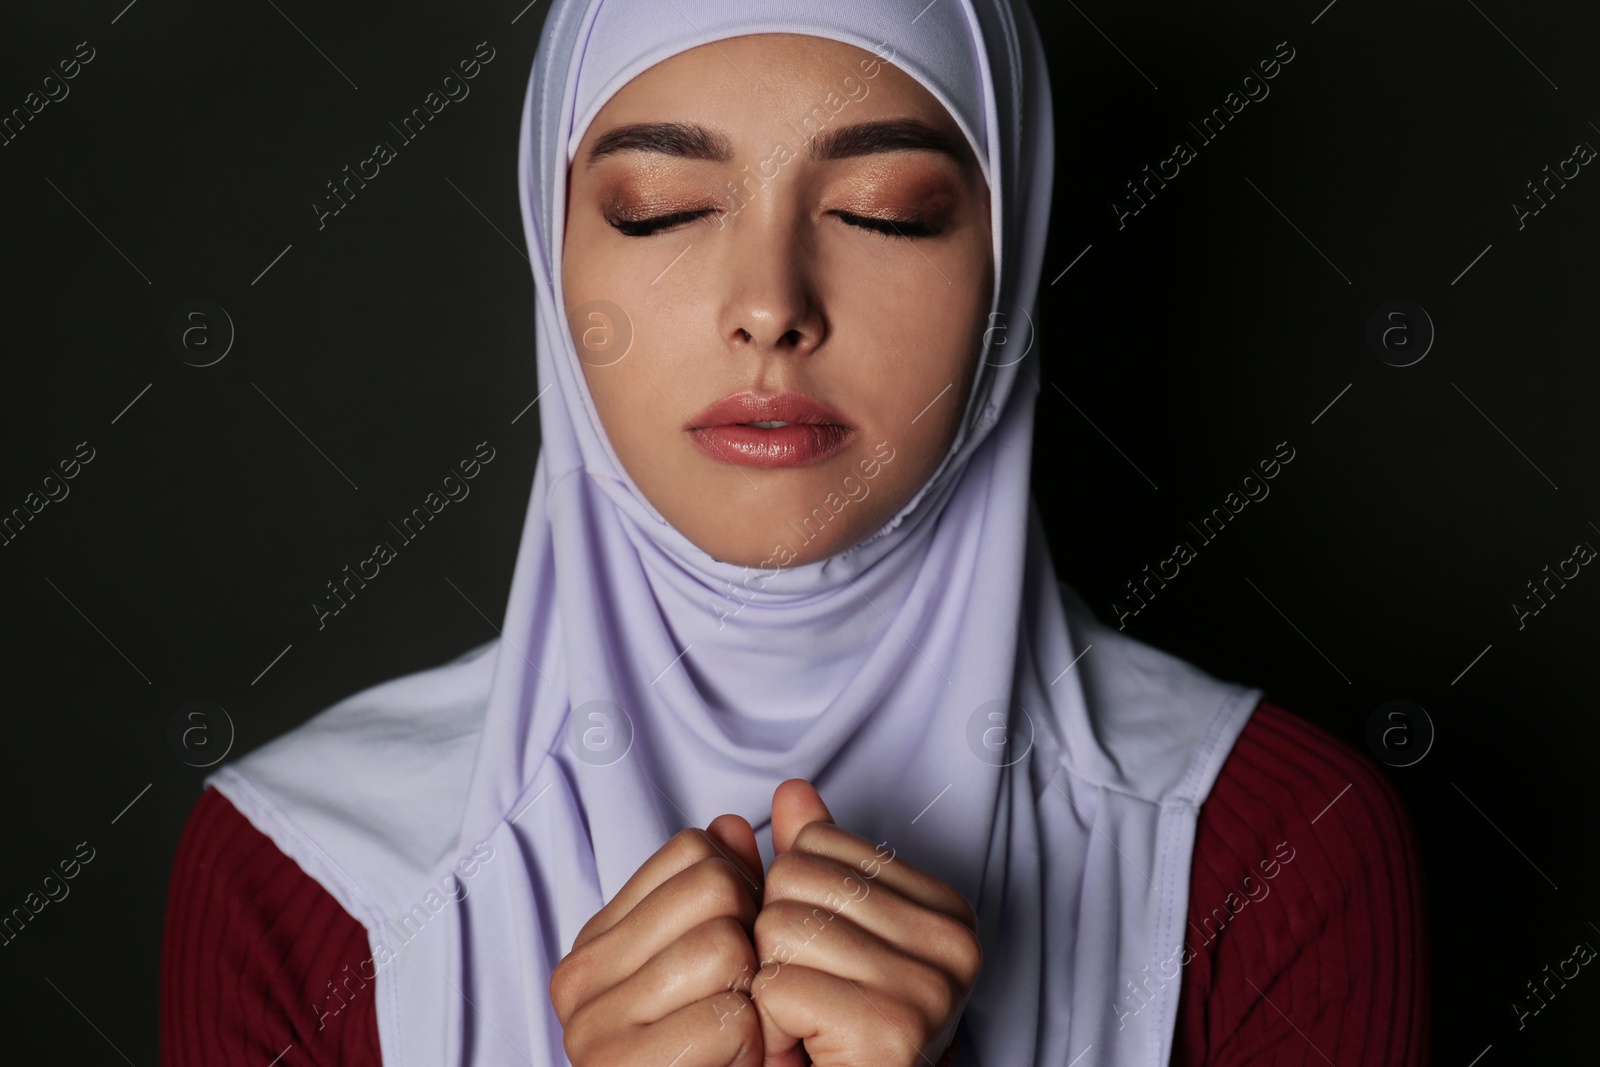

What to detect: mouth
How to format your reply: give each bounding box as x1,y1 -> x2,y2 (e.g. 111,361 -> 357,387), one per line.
686,391 -> 855,469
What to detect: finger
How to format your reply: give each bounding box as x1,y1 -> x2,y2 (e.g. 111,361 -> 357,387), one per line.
771,779 -> 833,855
752,962 -> 941,1067
563,988 -> 765,1067
707,813 -> 765,901
785,821 -> 975,930
574,821 -> 761,952
555,856 -> 760,1020
572,915 -> 761,1030
754,881 -> 979,996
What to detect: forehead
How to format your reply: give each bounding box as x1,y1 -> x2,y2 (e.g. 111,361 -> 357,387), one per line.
574,33 -> 961,149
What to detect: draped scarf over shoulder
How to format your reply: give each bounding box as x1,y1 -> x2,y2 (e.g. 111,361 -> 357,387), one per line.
208,1 -> 1263,1063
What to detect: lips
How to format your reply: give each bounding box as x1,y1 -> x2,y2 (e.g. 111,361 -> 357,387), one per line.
687,391 -> 854,469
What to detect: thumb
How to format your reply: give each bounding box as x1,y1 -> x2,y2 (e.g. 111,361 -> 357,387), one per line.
770,778 -> 834,855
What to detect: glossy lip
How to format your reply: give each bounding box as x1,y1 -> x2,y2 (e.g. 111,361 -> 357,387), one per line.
687,391 -> 855,469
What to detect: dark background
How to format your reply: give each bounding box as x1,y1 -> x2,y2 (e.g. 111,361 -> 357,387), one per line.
1,0 -> 1594,1061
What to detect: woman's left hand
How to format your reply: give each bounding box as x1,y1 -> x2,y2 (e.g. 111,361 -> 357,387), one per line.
747,779 -> 981,1067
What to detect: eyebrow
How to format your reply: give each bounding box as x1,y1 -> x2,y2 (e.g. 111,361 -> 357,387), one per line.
584,118 -> 970,168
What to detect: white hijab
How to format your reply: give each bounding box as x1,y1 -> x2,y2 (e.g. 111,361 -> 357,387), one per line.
208,1 -> 1263,1063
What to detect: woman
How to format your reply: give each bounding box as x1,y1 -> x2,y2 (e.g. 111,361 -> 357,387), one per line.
161,0 -> 1429,1064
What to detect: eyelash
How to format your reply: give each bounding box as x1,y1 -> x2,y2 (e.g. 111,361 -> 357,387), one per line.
606,209 -> 941,240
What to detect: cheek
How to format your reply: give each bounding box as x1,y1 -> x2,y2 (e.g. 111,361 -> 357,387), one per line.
822,240 -> 988,456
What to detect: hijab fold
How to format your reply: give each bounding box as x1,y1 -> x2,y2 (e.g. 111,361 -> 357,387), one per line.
209,1 -> 1263,1063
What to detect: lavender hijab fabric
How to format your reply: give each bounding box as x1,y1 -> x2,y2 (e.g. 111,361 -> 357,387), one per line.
206,0 -> 1264,1063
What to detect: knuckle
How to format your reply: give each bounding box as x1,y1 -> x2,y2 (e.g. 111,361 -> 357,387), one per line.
688,856 -> 754,918
668,826 -> 718,866
791,820 -> 837,854
549,949 -> 591,1022
691,914 -> 759,976
763,851 -> 814,899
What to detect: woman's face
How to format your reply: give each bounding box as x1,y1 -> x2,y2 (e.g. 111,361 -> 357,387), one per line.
563,33 -> 993,569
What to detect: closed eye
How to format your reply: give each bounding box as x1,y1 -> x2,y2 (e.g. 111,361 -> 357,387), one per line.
606,207 -> 943,240
606,208 -> 719,237
832,210 -> 943,240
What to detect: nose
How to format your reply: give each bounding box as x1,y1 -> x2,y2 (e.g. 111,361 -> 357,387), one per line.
716,210 -> 827,357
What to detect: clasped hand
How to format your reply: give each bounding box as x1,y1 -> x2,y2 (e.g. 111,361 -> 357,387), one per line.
550,779 -> 981,1067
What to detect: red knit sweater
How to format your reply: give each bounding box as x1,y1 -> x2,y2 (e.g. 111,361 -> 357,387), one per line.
159,700 -> 1430,1065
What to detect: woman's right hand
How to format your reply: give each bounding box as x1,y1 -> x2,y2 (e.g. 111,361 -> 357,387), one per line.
550,814 -> 768,1067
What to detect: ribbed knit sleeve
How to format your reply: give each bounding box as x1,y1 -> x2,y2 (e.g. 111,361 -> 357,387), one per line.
159,785 -> 384,1067
1172,700 -> 1432,1066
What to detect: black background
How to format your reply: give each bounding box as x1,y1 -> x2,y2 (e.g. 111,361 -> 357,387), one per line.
1,0 -> 1595,1061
